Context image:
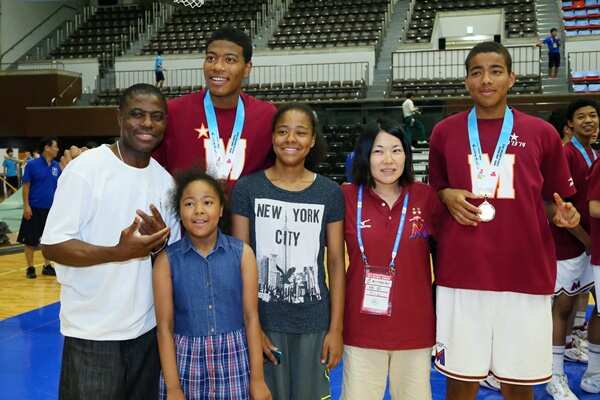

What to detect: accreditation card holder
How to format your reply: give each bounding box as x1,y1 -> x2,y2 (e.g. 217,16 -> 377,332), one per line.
361,266 -> 393,316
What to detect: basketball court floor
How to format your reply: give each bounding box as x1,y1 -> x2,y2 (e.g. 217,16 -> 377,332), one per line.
0,251 -> 596,400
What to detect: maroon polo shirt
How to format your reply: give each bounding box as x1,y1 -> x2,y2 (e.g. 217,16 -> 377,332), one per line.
342,182 -> 440,350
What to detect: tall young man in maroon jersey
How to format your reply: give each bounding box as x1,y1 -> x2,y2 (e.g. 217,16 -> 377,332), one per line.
428,41 -> 580,400
153,27 -> 276,192
547,98 -> 599,399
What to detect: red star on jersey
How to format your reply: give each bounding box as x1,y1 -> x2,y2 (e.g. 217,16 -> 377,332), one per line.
195,123 -> 209,139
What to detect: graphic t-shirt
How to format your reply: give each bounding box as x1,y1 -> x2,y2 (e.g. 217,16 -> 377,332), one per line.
231,171 -> 344,333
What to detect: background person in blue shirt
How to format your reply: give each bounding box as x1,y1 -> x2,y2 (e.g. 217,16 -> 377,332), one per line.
543,28 -> 561,79
18,137 -> 61,279
3,147 -> 19,195
155,50 -> 165,88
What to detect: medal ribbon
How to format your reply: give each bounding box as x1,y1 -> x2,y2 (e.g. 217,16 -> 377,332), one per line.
203,92 -> 245,178
571,136 -> 597,168
357,186 -> 409,273
467,106 -> 514,194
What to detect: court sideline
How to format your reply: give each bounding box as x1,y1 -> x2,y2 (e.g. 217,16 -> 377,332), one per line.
0,251 -> 594,399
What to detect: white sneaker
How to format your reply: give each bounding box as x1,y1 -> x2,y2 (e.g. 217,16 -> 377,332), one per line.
573,335 -> 589,351
480,375 -> 501,391
565,344 -> 588,363
581,372 -> 600,393
573,325 -> 588,340
546,374 -> 579,400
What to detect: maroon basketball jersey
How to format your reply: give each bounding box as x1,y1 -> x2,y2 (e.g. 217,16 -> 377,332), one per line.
429,109 -> 575,295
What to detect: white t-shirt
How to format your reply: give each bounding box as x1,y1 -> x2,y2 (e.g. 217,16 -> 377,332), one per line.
402,98 -> 416,118
41,145 -> 180,341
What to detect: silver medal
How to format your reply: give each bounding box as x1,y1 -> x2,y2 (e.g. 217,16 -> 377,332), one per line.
478,199 -> 495,222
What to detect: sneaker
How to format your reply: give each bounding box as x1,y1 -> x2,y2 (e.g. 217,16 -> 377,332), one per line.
26,266 -> 36,279
42,265 -> 56,276
581,372 -> 600,393
573,335 -> 589,352
480,375 -> 501,391
565,342 -> 588,363
546,374 -> 579,399
573,325 -> 588,340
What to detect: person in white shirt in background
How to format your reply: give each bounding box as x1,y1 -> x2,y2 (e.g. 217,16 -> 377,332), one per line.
402,93 -> 427,148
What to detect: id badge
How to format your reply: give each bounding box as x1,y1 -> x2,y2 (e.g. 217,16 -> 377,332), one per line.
361,267 -> 393,316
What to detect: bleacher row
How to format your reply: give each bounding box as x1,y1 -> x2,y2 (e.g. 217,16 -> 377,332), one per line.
389,75 -> 542,99
407,0 -> 536,43
268,0 -> 390,48
141,0 -> 266,55
50,5 -> 146,60
316,124 -> 429,184
93,80 -> 367,105
562,0 -> 600,36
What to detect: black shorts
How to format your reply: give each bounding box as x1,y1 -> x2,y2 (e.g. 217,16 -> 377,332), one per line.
60,329 -> 159,400
549,52 -> 560,68
6,176 -> 18,190
17,207 -> 50,247
155,71 -> 165,82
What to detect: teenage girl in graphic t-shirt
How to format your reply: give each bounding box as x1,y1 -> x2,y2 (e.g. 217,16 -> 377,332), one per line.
231,103 -> 345,400
341,118 -> 441,400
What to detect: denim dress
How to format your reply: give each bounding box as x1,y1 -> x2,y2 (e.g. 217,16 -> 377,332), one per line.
159,231 -> 249,400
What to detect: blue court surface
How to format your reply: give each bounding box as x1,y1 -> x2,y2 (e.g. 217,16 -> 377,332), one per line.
0,302 -> 597,400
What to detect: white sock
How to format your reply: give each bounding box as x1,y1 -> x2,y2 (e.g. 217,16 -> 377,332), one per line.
587,343 -> 600,375
574,311 -> 587,328
553,345 -> 565,376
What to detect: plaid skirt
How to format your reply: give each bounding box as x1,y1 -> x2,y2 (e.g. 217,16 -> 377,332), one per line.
159,329 -> 250,400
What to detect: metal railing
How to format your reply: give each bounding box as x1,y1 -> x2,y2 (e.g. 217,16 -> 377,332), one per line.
100,62 -> 370,91
567,50 -> 600,91
250,62 -> 370,86
568,51 -> 600,74
20,6 -> 96,63
391,45 -> 541,81
0,61 -> 65,71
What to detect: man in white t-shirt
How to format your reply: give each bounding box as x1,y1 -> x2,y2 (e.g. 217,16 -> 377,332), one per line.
402,93 -> 427,147
41,83 -> 180,400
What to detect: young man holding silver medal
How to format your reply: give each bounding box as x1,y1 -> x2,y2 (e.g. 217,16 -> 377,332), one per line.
428,42 -> 580,399
547,98 -> 600,399
153,27 -> 276,192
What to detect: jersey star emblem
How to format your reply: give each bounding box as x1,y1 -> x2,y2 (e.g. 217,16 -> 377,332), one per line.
510,133 -> 519,142
195,123 -> 209,139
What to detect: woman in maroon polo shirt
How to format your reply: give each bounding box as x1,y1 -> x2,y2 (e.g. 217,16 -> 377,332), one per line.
340,118 -> 440,400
